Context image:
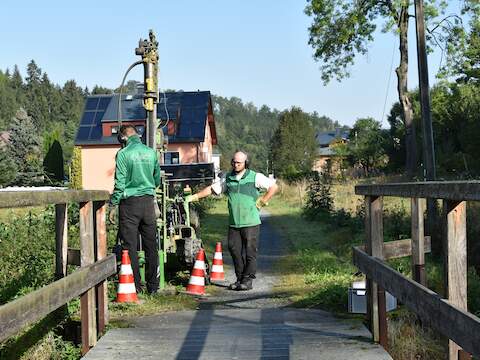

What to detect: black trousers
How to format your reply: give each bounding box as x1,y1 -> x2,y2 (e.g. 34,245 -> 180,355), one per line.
119,195 -> 159,292
227,225 -> 260,281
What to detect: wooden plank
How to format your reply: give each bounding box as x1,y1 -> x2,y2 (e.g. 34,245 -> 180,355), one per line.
94,201 -> 108,333
67,248 -> 81,266
357,237 -> 431,260
0,255 -> 116,343
0,190 -> 109,209
411,198 -> 426,285
365,196 -> 385,345
80,201 -> 97,350
352,247 -> 480,357
55,204 -> 68,279
445,200 -> 468,359
355,181 -> 480,201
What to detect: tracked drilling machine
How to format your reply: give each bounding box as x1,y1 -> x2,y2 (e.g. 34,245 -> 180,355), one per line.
117,30 -> 210,289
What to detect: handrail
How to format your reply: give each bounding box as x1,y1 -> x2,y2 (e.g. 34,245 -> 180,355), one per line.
0,255 -> 116,343
0,190 -> 113,355
356,181 -> 480,201
0,189 -> 109,208
354,182 -> 479,360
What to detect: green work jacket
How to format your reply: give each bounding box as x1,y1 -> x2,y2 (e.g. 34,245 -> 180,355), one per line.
226,169 -> 261,228
110,135 -> 161,205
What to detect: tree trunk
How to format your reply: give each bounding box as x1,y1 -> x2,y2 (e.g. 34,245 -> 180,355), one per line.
395,5 -> 417,179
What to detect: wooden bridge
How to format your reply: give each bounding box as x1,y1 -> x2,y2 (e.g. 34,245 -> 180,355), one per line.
1,183 -> 480,359
355,182 -> 480,360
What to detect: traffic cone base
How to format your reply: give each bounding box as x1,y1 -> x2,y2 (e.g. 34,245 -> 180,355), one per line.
116,250 -> 139,303
210,242 -> 225,281
186,249 -> 206,295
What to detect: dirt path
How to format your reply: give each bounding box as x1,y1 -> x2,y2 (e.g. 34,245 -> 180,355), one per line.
84,212 -> 392,360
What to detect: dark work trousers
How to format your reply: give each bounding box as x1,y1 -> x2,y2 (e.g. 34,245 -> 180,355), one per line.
119,195 -> 159,292
227,225 -> 260,281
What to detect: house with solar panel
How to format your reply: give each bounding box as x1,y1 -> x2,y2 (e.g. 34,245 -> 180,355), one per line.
74,89 -> 218,192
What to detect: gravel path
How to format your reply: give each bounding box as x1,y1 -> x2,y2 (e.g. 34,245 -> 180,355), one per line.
199,211 -> 291,310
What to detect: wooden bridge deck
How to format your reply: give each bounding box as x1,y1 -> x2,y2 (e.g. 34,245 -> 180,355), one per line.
84,212 -> 391,360
83,307 -> 391,360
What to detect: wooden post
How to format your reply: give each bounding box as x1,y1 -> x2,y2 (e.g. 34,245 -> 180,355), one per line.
80,201 -> 97,354
411,198 -> 426,285
365,196 -> 387,347
55,204 -> 68,279
94,201 -> 108,335
445,200 -> 468,360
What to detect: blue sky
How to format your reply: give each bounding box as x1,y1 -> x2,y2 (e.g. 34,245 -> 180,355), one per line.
0,1 -> 456,127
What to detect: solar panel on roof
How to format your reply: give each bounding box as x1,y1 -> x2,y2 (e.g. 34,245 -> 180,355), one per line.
85,98 -> 99,111
94,111 -> 105,123
98,97 -> 111,111
89,126 -> 102,140
80,112 -> 95,125
76,127 -> 91,140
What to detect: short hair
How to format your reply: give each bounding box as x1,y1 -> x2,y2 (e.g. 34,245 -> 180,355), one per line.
233,150 -> 248,160
119,124 -> 137,135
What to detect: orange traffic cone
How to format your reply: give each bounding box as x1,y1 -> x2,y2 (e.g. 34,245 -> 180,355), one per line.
210,242 -> 225,282
185,248 -> 206,295
116,250 -> 139,303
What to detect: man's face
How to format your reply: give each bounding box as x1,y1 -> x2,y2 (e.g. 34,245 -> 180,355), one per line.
232,152 -> 247,173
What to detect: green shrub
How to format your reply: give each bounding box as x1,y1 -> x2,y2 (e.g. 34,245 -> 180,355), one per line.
303,173 -> 333,220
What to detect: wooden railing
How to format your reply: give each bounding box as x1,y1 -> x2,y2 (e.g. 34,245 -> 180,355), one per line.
0,190 -> 117,355
354,181 -> 480,360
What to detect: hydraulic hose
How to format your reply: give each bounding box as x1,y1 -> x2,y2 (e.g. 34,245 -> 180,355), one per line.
117,60 -> 143,126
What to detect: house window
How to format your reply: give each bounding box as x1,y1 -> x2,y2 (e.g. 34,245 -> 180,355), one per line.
111,126 -> 119,134
164,152 -> 180,165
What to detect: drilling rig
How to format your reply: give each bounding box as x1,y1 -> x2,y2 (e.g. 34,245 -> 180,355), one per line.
117,30 -> 210,289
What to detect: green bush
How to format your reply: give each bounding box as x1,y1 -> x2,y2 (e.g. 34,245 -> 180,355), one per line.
303,173 -> 333,220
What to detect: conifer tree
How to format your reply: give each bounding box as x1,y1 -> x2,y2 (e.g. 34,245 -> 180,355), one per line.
43,129 -> 64,184
8,108 -> 43,185
0,147 -> 17,187
270,107 -> 318,179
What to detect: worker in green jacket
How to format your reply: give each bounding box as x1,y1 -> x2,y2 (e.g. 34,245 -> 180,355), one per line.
187,150 -> 278,291
109,125 -> 161,294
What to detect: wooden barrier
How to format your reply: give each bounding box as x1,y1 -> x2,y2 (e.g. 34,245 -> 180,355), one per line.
354,182 -> 479,359
0,190 -> 113,355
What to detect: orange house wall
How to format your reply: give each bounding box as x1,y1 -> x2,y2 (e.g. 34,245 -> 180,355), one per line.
81,146 -> 119,192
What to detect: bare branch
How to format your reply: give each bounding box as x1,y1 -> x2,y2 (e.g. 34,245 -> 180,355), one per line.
428,14 -> 463,33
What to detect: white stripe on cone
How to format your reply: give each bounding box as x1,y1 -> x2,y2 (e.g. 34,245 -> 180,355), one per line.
194,260 -> 205,270
189,276 -> 205,286
211,264 -> 224,273
120,265 -> 133,275
118,282 -> 137,294
214,253 -> 223,260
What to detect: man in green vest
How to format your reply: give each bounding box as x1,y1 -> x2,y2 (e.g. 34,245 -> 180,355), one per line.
109,125 -> 161,294
186,150 -> 278,291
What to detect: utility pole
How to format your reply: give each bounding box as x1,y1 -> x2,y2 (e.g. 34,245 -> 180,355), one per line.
414,0 -> 436,181
135,30 -> 159,150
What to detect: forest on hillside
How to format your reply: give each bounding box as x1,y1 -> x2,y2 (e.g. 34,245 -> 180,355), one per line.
0,61 -> 341,185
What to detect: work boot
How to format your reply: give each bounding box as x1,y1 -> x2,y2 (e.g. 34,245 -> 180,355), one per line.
238,278 -> 253,291
228,280 -> 241,290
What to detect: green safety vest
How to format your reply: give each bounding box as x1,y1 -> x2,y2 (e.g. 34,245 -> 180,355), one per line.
226,169 -> 261,228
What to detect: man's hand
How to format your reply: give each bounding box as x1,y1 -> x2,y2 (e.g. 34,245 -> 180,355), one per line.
256,197 -> 268,209
108,205 -> 118,224
185,194 -> 199,203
